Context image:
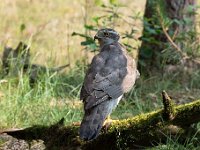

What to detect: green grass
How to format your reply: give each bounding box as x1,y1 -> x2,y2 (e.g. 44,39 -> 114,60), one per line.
149,131 -> 200,150
1,61 -> 200,149
0,64 -> 85,128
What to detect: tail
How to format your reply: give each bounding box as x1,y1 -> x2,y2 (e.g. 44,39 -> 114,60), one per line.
50,64 -> 69,72
79,99 -> 116,141
80,106 -> 107,141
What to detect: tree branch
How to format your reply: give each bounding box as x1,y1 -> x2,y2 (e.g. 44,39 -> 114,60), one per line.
156,5 -> 189,59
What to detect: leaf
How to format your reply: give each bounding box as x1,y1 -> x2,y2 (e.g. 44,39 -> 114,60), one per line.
81,40 -> 94,46
88,43 -> 98,50
101,4 -> 106,8
123,43 -> 134,49
20,24 -> 26,33
173,19 -> 182,26
84,25 -> 97,31
92,16 -> 105,24
109,0 -> 118,5
71,32 -> 92,39
145,26 -> 157,35
94,0 -> 103,6
183,17 -> 193,25
140,48 -> 153,58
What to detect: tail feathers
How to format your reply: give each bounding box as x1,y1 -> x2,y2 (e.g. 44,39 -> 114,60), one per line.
79,104 -> 109,141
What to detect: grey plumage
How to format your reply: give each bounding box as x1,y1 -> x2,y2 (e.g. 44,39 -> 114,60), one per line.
80,28 -> 139,141
80,96 -> 122,140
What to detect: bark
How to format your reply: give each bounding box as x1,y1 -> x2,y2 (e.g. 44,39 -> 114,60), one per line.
138,0 -> 196,75
1,91 -> 200,150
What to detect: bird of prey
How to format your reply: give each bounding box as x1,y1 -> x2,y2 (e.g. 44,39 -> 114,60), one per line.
79,28 -> 140,141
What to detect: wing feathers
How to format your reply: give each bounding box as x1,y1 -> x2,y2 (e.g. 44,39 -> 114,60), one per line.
85,95 -> 109,110
80,44 -> 127,109
104,85 -> 123,99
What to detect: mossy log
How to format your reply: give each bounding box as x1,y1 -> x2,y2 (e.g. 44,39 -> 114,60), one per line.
2,91 -> 200,150
82,91 -> 200,149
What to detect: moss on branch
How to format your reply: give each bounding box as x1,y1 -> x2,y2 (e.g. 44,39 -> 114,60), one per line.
81,92 -> 200,149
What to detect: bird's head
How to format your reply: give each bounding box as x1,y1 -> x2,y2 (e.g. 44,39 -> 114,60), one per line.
94,28 -> 120,47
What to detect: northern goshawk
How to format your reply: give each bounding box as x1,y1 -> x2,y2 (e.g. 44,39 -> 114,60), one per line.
79,28 -> 139,141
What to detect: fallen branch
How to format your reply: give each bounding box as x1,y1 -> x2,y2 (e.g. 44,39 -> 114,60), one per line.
1,91 -> 200,149
83,91 -> 200,149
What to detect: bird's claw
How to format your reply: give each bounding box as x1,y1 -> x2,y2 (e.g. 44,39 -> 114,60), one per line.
102,118 -> 119,133
72,122 -> 81,126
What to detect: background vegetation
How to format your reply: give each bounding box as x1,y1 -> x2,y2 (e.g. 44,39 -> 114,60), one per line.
0,0 -> 200,149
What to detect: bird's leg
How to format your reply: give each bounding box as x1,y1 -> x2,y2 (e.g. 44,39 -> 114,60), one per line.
72,122 -> 81,126
103,115 -> 119,132
103,115 -> 112,126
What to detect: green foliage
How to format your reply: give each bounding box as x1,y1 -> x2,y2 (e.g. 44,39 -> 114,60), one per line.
109,0 -> 118,5
139,0 -> 200,73
72,1 -> 140,52
20,23 -> 26,33
72,31 -> 98,51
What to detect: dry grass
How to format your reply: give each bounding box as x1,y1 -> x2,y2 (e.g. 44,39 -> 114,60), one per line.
0,0 -> 146,67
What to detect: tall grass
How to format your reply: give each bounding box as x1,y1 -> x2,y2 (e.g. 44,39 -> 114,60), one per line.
0,63 -> 85,128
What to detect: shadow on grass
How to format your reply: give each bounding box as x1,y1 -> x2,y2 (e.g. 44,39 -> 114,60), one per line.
1,118 -> 200,150
1,118 -> 81,150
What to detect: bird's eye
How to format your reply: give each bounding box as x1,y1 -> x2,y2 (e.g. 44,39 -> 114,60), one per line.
104,32 -> 109,37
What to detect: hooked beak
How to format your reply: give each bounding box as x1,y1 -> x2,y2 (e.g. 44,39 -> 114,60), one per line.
94,35 -> 98,41
94,34 -> 101,41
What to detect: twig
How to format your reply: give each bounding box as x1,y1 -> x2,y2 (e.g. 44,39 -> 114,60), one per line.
67,24 -> 71,68
32,21 -> 50,40
172,27 -> 179,40
157,6 -> 189,59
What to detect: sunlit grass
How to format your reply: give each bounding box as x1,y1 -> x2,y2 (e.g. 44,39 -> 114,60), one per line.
0,64 -> 85,129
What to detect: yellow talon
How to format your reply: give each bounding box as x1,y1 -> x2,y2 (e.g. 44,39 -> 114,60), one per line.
103,116 -> 119,132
